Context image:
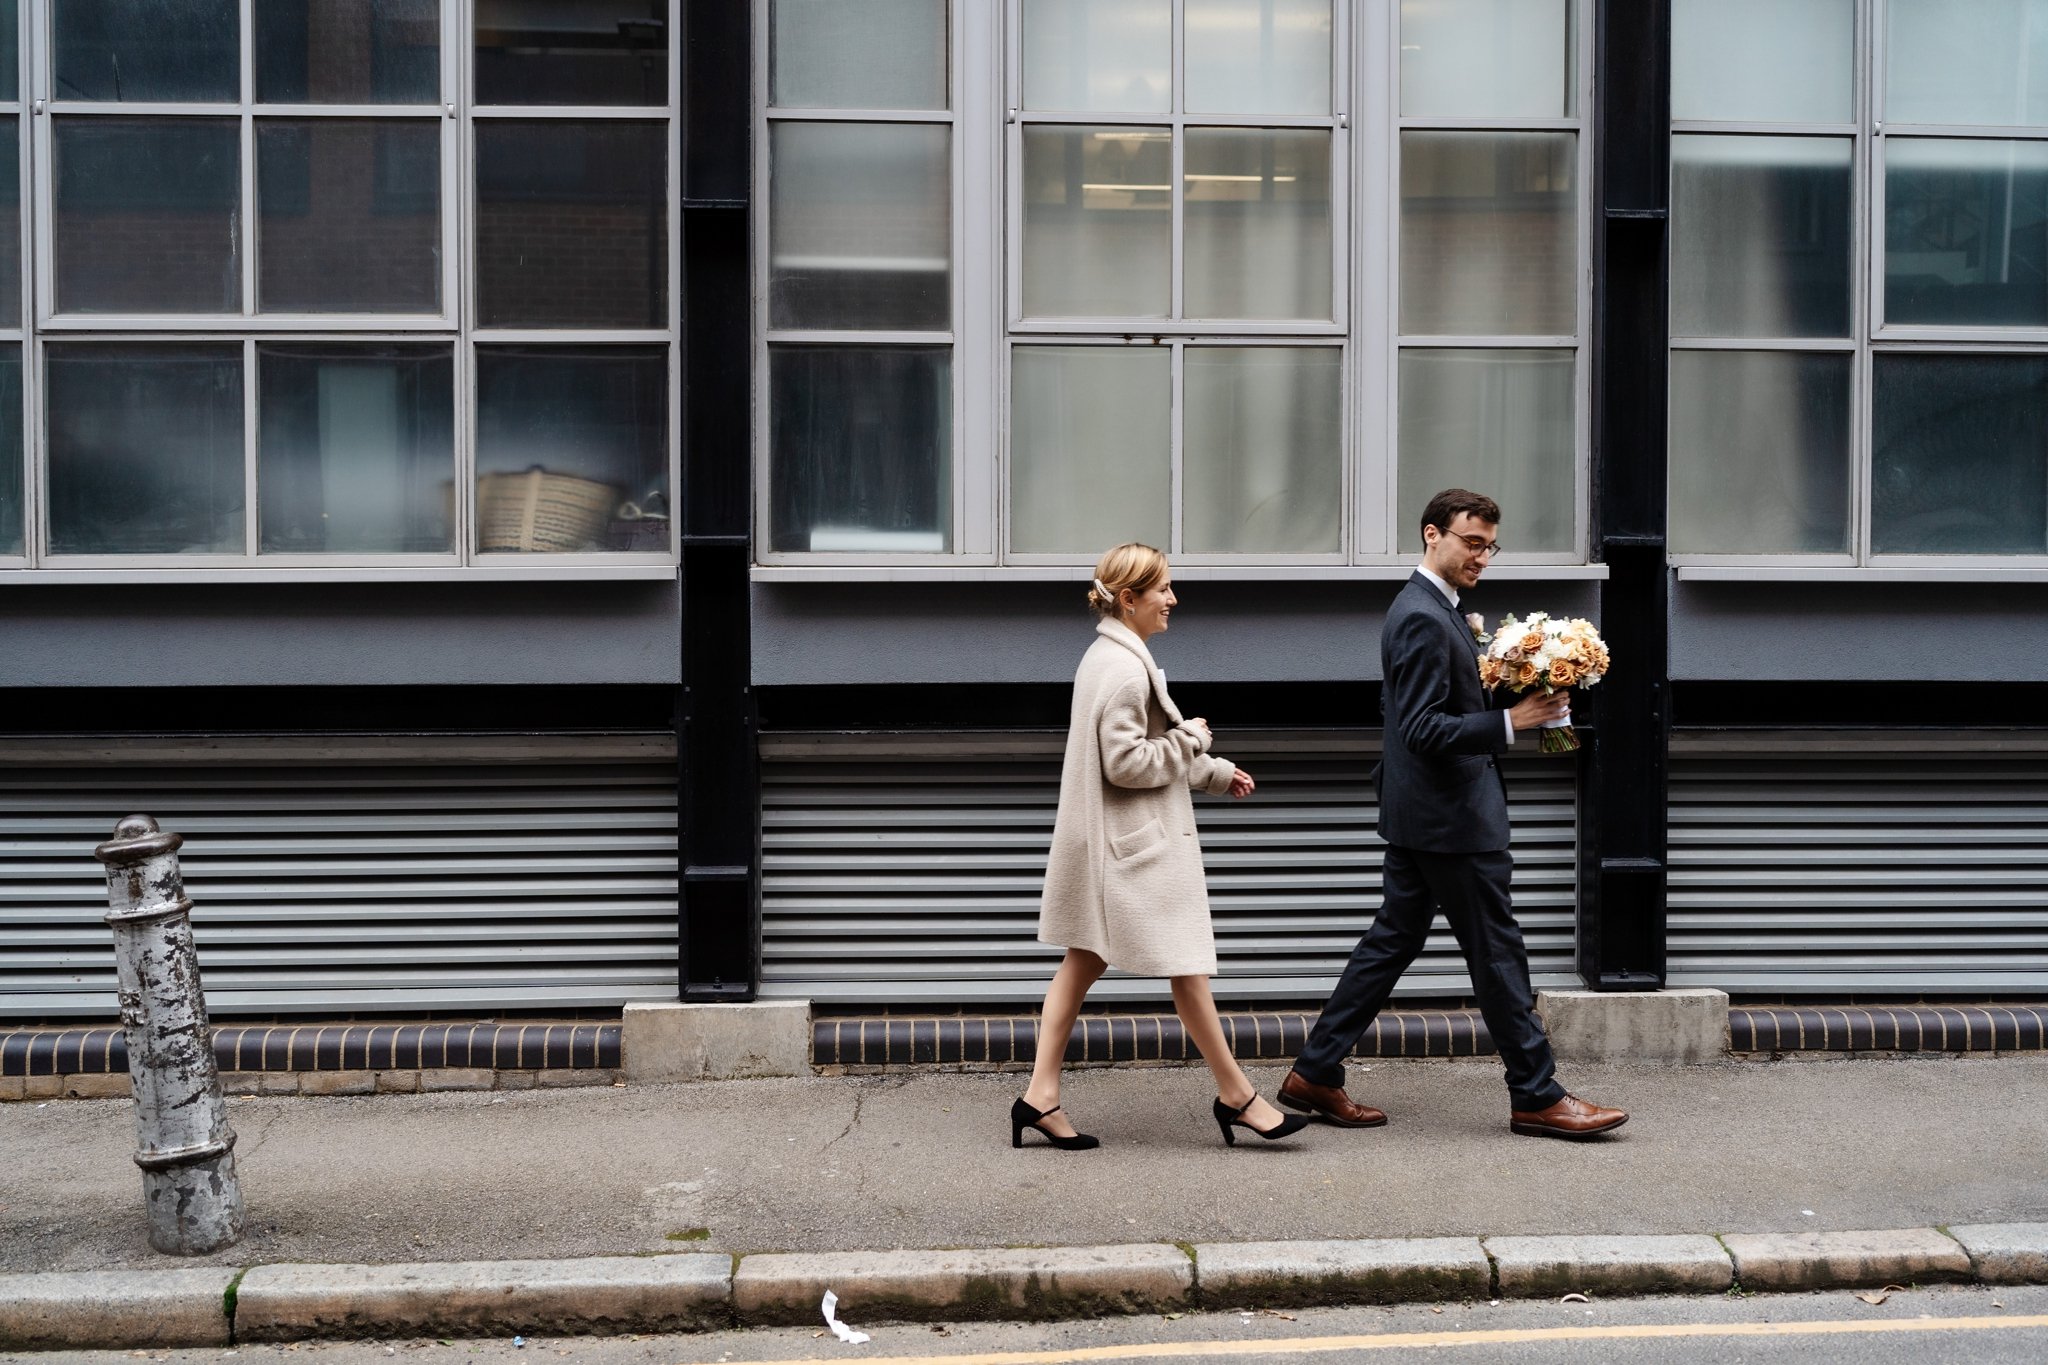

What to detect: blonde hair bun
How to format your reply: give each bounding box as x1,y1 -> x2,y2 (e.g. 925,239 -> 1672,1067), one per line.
1087,544 -> 1167,618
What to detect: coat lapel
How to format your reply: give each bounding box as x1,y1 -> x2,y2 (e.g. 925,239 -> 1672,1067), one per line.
1410,571 -> 1480,656
1095,618 -> 1184,726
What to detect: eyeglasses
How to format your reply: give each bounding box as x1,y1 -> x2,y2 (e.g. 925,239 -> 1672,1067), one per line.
1433,528 -> 1503,558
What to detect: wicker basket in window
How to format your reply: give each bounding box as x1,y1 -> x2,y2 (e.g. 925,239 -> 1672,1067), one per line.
476,467 -> 621,553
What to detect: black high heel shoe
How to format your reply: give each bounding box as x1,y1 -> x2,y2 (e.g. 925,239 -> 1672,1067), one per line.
1214,1091 -> 1309,1147
1011,1097 -> 1100,1150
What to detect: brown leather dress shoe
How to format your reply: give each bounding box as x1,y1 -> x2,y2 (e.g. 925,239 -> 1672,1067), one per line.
1510,1093 -> 1628,1141
1278,1069 -> 1388,1128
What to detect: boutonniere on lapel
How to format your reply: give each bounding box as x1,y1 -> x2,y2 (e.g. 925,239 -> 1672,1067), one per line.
1465,612 -> 1491,644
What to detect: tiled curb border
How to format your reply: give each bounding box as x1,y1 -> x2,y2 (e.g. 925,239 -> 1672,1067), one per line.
812,1004 -> 2048,1070
0,1022 -> 620,1100
2,1224 -> 2043,1350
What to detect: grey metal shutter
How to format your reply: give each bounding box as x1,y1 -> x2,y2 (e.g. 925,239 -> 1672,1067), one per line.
760,731 -> 1578,1005
0,738 -> 679,1019
1667,733 -> 2048,994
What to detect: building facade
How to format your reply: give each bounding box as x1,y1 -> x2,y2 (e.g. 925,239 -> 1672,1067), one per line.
2,0 -> 2045,1022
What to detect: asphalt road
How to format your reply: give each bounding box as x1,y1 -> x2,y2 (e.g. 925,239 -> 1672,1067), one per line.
7,1286 -> 2048,1365
4,1055 -> 2047,1273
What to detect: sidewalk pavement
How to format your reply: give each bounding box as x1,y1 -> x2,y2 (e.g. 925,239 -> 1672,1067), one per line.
4,1054 -> 2047,1348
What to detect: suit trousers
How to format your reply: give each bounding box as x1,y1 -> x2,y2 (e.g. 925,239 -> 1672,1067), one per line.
1294,844 -> 1566,1112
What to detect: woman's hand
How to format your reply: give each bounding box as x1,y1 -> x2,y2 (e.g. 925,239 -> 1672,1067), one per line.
1184,717 -> 1213,744
1228,767 -> 1256,799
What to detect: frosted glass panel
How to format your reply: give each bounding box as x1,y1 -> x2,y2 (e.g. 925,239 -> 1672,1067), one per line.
1672,0 -> 1852,124
769,346 -> 951,554
1022,0 -> 1170,113
0,350 -> 19,557
1885,139 -> 2048,328
1398,349 -> 1574,553
1022,126 -> 1170,318
1185,0 -> 1331,116
1669,351 -> 1851,554
1873,354 -> 2048,555
771,122 -> 950,331
1184,129 -> 1332,320
1671,135 -> 1851,338
1184,348 -> 1341,553
1886,0 -> 2048,126
1401,0 -> 1573,119
772,0 -> 947,110
1400,131 -> 1577,336
1011,347 -> 1169,554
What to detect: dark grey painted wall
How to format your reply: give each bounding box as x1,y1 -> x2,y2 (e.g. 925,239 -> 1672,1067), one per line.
1669,580 -> 2046,681
752,579 -> 1604,687
0,582 -> 682,687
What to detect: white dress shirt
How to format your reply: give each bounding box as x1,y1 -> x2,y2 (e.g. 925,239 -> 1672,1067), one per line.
1417,564 -> 1518,746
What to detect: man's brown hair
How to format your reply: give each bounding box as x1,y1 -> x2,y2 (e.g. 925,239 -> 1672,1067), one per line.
1418,488 -> 1501,547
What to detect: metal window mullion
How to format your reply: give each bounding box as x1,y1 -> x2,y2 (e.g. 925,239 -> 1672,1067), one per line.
240,0 -> 255,317
666,0 -> 680,560
242,337 -> 257,556
469,105 -> 669,120
1669,336 -> 1857,352
1169,339 -> 1182,554
752,0 -> 776,560
29,0 -> 50,332
1857,0 -> 1878,565
1574,0 -> 1594,562
457,0 -> 475,566
958,0 -> 996,557
1367,0 -> 1397,559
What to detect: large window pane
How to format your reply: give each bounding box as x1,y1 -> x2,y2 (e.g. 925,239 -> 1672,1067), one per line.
1669,351 -> 1851,554
1671,136 -> 1851,339
1184,128 -> 1332,321
1185,0 -> 1330,116
474,348 -> 667,553
256,0 -> 439,105
1022,126 -> 1170,318
0,117 -> 18,326
1021,0 -> 1170,114
772,0 -> 946,110
1184,348 -> 1341,553
475,0 -> 667,106
1886,0 -> 2048,127
54,0 -> 238,102
1885,139 -> 2048,329
1400,132 -> 1576,336
770,346 -> 951,554
46,344 -> 244,555
0,350 -> 19,556
477,121 -> 666,329
770,123 -> 949,331
1011,346 -> 1168,553
1401,0 -> 1573,119
258,120 -> 441,313
1398,349 -> 1574,553
258,345 -> 452,554
1671,0 -> 1851,124
0,0 -> 17,104
53,118 -> 240,314
1873,354 -> 2048,555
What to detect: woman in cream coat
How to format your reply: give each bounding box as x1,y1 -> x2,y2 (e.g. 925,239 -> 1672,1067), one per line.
1013,543 -> 1309,1150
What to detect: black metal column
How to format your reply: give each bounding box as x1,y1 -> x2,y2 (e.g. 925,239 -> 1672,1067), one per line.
1581,0 -> 1671,989
677,0 -> 759,1000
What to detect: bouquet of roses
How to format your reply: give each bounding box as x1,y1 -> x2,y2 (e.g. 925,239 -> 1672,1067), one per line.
1475,612 -> 1611,754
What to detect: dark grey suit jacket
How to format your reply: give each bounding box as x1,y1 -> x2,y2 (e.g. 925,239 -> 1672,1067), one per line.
1374,572 -> 1511,853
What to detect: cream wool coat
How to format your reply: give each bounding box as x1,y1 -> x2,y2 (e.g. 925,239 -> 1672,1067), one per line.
1037,617 -> 1238,977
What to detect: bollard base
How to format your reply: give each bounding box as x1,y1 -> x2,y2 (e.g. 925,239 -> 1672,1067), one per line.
144,1154 -> 246,1256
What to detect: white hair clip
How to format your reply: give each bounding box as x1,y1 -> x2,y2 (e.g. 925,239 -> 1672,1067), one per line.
1093,577 -> 1111,600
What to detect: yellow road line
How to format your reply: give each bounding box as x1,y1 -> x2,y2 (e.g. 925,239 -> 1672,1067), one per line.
684,1313 -> 2048,1365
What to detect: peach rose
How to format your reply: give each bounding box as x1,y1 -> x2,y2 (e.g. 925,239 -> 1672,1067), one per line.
1479,657 -> 1504,688
1547,658 -> 1579,687
1515,660 -> 1542,688
1518,630 -> 1546,654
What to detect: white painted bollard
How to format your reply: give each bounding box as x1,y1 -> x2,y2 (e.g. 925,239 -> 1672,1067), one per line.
95,815 -> 245,1256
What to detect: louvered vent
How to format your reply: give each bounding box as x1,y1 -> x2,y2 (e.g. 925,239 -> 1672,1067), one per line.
1,750 -> 679,1019
1668,738 -> 2048,994
760,732 -> 1579,1004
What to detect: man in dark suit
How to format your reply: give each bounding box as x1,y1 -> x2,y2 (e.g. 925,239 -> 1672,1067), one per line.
1279,488 -> 1627,1141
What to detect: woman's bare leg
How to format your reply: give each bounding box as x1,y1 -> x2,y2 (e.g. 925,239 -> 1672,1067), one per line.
1022,948 -> 1107,1138
1172,975 -> 1286,1131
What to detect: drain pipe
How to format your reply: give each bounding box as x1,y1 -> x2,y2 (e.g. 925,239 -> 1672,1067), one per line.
95,815 -> 246,1255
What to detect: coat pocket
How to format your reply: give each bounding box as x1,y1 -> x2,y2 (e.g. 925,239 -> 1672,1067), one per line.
1110,817 -> 1168,861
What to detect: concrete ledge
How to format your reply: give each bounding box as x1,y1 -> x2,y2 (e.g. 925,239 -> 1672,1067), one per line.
0,1268 -> 235,1350
1947,1224 -> 2048,1284
1193,1238 -> 1489,1306
1537,989 -> 1729,1064
733,1245 -> 1192,1325
1722,1228 -> 1974,1291
233,1256 -> 731,1340
1486,1235 -> 1733,1297
624,1001 -> 811,1083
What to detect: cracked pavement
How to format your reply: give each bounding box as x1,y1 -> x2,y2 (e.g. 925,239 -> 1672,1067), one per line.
3,1056 -> 2046,1274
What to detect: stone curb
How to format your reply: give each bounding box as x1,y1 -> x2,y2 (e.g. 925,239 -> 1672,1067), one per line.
233,1256 -> 731,1341
6,1224 -> 2047,1350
